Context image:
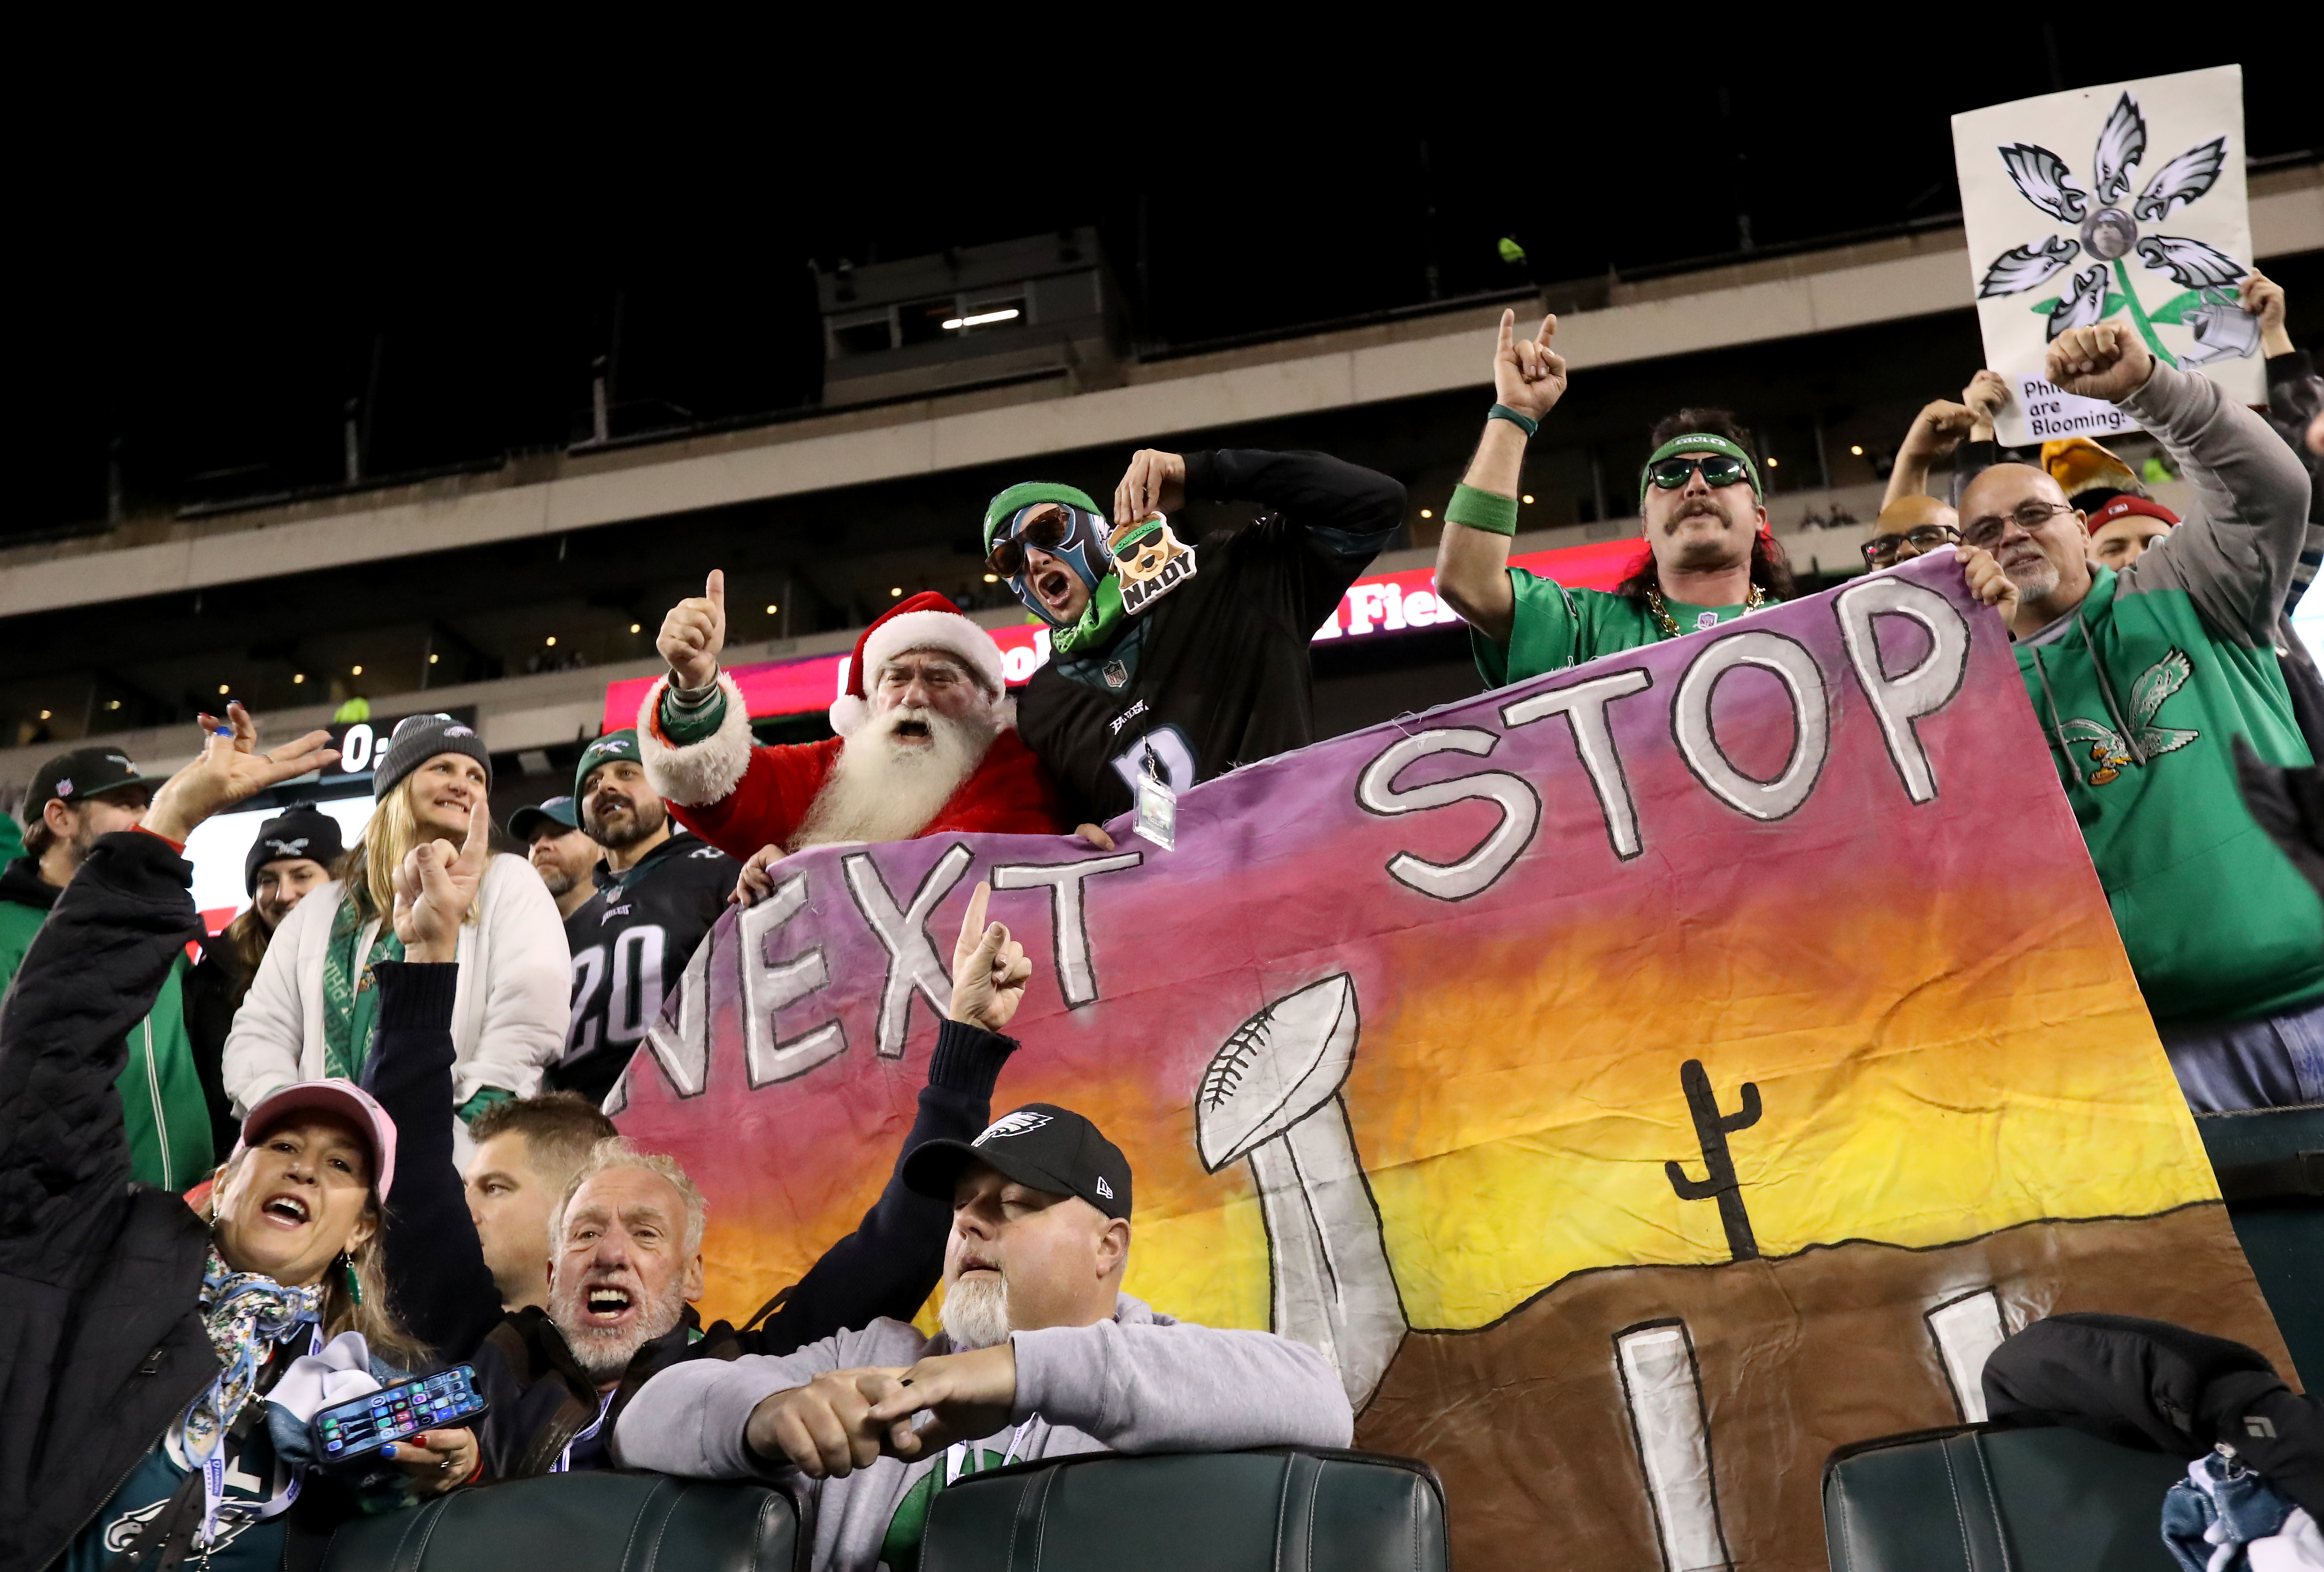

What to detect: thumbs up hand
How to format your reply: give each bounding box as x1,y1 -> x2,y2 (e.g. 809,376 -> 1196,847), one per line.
658,569 -> 728,690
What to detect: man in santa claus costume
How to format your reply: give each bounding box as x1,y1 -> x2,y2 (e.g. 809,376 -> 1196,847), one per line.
638,575 -> 1072,892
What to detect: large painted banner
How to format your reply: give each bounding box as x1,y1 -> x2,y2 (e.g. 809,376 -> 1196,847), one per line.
612,552 -> 2286,1568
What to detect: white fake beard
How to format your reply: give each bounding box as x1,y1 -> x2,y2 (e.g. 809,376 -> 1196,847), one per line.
940,1275 -> 1013,1351
549,1273 -> 690,1382
792,702 -> 999,850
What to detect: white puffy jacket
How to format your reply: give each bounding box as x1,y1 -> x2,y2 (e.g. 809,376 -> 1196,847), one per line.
222,853 -> 570,1133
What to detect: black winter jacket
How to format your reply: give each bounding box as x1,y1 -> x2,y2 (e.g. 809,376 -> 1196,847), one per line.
0,832 -> 240,1568
359,963 -> 1012,1482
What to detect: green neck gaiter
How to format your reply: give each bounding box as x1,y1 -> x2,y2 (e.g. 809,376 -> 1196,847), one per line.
1051,519 -> 1167,658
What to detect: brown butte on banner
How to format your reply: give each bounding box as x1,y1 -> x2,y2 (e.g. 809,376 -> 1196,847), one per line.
1355,1204 -> 2292,1570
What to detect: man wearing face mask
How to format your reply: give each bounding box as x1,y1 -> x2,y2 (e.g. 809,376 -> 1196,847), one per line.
1435,312 -> 1796,685
550,729 -> 736,1109
989,441 -> 1404,824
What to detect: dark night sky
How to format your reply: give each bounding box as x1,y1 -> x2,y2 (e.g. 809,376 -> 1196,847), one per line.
19,34 -> 2315,536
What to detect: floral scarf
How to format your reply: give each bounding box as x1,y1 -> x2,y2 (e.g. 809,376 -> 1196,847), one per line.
180,1248 -> 324,1466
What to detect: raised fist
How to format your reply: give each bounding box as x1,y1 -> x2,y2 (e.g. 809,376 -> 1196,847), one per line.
658,570 -> 727,690
2045,321 -> 2154,404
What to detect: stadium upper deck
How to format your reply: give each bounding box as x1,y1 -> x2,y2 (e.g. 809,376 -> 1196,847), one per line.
3,164 -> 2317,806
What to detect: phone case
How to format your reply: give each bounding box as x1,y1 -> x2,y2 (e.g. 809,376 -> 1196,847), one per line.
310,1364 -> 490,1460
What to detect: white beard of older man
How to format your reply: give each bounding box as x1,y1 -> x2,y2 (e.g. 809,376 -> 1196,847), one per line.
637,586 -> 1076,886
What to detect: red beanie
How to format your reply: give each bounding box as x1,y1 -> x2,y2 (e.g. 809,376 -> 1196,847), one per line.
830,592 -> 1007,738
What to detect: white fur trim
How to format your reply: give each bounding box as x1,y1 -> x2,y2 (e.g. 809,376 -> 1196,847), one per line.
829,694 -> 871,739
858,610 -> 1005,698
636,672 -> 755,806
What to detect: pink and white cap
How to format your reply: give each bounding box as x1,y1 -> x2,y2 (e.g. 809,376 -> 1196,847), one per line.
235,1079 -> 399,1202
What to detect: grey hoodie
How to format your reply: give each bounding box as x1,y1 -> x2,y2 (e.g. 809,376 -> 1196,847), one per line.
612,1292 -> 1354,1572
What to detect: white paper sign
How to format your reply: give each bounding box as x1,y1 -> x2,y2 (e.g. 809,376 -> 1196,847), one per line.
1953,66 -> 2260,448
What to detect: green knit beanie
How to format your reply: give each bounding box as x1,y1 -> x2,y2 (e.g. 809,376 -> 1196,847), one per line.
983,482 -> 1103,551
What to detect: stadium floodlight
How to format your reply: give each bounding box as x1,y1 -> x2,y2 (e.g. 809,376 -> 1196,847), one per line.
940,307 -> 1022,331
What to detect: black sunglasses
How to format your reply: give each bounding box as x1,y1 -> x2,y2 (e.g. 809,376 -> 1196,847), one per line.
1863,524 -> 1962,566
1646,453 -> 1751,491
985,505 -> 1073,579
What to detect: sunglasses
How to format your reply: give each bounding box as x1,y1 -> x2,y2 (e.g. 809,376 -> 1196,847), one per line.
1863,523 -> 1962,567
985,505 -> 1073,579
1646,453 -> 1751,492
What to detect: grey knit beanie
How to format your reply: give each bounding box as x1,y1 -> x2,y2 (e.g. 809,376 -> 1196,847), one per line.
372,713 -> 492,801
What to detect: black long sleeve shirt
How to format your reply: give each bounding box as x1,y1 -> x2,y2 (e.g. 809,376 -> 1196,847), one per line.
1017,447 -> 1405,822
362,965 -> 1013,1479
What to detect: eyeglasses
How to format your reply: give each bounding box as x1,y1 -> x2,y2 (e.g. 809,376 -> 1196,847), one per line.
1962,501 -> 2076,550
1863,524 -> 1962,567
1647,453 -> 1751,491
984,505 -> 1072,579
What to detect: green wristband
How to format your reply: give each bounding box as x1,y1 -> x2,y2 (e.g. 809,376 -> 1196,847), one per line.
1445,483 -> 1520,536
1487,404 -> 1540,438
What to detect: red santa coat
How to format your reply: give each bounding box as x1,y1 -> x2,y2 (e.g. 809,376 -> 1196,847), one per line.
637,673 -> 1070,861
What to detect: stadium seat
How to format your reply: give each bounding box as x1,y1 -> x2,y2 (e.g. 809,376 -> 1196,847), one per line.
2195,1104 -> 2324,1388
320,1471 -> 798,1572
1821,1422 -> 2188,1571
919,1447 -> 1447,1572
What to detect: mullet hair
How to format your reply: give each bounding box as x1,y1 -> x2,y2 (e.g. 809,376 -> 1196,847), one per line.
1618,405 -> 1797,603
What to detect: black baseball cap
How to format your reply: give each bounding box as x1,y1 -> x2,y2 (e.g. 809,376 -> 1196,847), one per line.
902,1103 -> 1133,1221
26,746 -> 169,823
509,795 -> 583,842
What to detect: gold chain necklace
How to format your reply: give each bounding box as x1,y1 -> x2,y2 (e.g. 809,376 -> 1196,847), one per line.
1646,583 -> 1767,641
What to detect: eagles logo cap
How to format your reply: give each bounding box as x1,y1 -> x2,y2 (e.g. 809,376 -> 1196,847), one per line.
902,1102 -> 1133,1221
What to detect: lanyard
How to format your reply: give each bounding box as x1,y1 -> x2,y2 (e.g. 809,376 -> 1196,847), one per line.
554,1389 -> 618,1474
198,1324 -> 321,1548
941,1419 -> 1028,1487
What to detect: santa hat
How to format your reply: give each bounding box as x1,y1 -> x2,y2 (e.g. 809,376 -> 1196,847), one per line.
830,592 -> 1007,738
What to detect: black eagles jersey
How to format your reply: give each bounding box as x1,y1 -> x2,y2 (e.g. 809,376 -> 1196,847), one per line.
551,830 -> 737,1108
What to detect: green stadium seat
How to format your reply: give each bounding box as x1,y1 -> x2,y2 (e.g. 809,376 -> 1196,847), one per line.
320,1472 -> 798,1572
1822,1423 -> 2189,1571
920,1448 -> 1447,1572
2194,1105 -> 2324,1388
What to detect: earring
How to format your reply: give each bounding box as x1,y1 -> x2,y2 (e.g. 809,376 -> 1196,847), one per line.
338,1251 -> 363,1306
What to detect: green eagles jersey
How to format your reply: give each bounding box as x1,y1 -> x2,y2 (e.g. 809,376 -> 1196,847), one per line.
0,860 -> 215,1189
1472,568 -> 1776,687
2018,566 -> 2323,1023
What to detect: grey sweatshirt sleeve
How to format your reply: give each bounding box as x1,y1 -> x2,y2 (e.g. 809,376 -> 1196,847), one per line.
1010,1318 -> 1355,1452
2116,360 -> 2315,647
612,1320 -> 931,1479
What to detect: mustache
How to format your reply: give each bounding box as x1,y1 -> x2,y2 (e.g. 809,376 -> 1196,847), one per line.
1666,497 -> 1731,529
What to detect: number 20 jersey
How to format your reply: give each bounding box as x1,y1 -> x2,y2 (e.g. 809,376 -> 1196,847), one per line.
552,831 -> 737,1108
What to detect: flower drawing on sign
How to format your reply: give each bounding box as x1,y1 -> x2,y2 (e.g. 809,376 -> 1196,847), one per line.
1975,92 -> 2248,367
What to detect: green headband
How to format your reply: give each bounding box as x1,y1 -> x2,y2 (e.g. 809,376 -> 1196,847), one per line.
1638,434 -> 1763,506
983,482 -> 1103,551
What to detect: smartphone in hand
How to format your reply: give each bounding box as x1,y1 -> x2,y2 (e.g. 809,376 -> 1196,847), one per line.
310,1365 -> 489,1460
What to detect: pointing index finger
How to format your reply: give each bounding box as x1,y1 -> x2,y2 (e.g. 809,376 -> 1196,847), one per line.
1495,308 -> 1515,357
